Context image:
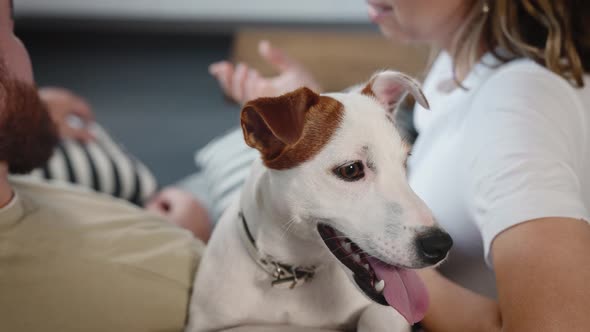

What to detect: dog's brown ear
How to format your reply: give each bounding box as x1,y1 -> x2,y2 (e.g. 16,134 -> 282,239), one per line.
241,87 -> 321,162
361,71 -> 429,112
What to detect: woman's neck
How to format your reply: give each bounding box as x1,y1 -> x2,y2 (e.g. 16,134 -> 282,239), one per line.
437,8 -> 489,83
441,38 -> 489,83
0,162 -> 14,208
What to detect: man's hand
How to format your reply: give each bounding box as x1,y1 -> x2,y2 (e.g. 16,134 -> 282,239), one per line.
146,187 -> 212,243
209,40 -> 322,105
39,87 -> 95,142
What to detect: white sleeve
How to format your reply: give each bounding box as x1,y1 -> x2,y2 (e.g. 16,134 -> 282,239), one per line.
461,63 -> 590,266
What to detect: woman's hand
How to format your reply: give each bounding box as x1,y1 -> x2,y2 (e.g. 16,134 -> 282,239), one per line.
209,40 -> 322,105
145,187 -> 212,243
39,87 -> 95,142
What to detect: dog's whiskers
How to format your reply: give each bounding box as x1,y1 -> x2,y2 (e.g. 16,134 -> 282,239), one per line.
278,216 -> 298,241
323,234 -> 372,242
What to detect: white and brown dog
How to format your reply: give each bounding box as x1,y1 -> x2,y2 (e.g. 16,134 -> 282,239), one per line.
187,71 -> 453,332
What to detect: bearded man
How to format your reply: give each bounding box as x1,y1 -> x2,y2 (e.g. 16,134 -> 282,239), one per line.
0,1 -> 203,330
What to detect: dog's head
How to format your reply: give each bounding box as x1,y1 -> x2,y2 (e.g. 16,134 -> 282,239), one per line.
241,70 -> 452,324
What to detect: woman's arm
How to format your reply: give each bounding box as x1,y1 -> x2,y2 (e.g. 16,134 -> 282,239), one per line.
420,217 -> 590,332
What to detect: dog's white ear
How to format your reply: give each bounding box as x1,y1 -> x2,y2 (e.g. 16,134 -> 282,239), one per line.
361,71 -> 429,111
241,87 -> 320,163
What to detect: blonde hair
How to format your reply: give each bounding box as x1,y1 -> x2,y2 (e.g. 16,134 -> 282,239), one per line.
450,0 -> 590,87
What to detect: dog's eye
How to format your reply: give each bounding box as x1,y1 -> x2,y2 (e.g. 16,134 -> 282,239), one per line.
333,161 -> 365,181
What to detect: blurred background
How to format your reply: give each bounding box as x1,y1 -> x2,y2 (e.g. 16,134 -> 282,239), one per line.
14,0 -> 428,185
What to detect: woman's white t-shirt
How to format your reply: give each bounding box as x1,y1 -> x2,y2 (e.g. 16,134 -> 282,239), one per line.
408,52 -> 590,298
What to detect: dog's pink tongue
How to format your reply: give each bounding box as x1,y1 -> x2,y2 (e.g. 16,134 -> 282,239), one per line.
367,258 -> 429,325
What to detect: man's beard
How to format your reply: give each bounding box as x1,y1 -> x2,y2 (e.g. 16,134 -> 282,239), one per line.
0,66 -> 58,174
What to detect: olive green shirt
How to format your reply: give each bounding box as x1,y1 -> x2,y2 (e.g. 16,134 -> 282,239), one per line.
0,177 -> 204,332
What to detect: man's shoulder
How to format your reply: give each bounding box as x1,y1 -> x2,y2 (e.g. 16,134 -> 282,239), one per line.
11,175 -> 147,218
2,180 -> 201,331
9,176 -> 196,239
7,176 -> 203,283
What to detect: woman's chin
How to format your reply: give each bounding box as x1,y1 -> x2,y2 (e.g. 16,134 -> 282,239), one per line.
378,24 -> 410,43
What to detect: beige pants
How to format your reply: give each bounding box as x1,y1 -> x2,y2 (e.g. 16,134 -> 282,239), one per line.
0,177 -> 204,332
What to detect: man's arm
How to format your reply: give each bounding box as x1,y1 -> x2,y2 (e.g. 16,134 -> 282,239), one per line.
420,217 -> 590,332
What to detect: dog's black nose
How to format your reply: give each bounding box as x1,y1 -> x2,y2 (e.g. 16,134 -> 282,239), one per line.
416,229 -> 453,264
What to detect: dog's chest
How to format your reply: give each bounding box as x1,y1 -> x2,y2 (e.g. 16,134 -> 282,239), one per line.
189,199 -> 370,331
251,262 -> 369,328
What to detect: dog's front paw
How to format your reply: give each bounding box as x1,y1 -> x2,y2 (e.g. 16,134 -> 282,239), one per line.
357,304 -> 410,332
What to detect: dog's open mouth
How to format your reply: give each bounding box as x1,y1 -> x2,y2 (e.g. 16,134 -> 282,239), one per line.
317,224 -> 429,325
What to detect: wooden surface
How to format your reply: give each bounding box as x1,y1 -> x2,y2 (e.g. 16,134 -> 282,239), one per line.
233,29 -> 431,92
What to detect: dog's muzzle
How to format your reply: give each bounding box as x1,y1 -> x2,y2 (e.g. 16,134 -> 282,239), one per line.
317,223 -> 437,325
